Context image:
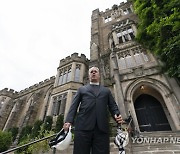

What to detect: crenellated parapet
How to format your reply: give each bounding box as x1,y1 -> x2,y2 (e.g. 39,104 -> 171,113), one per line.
0,76 -> 55,98
0,88 -> 18,98
18,76 -> 55,96
98,1 -> 131,15
59,53 -> 89,68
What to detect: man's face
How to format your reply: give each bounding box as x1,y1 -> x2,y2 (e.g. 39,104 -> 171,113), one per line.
89,67 -> 100,83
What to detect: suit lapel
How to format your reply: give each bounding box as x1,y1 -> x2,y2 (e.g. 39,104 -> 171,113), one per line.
86,84 -> 96,97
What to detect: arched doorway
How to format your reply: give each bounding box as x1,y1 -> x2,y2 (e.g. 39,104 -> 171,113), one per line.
134,94 -> 171,132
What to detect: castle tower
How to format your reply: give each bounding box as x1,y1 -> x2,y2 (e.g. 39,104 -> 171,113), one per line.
46,53 -> 89,121
0,88 -> 17,130
90,1 -> 180,132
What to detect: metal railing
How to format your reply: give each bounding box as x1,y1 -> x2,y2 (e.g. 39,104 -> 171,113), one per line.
0,134 -> 57,154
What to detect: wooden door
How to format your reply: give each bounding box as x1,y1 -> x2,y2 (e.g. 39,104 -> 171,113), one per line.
135,94 -> 171,132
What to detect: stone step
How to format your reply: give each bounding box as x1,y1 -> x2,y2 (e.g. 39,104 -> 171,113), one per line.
47,142 -> 121,154
132,143 -> 180,151
139,131 -> 180,137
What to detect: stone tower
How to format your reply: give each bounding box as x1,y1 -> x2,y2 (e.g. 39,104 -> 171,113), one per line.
46,53 -> 89,121
90,0 -> 180,133
90,1 -> 180,153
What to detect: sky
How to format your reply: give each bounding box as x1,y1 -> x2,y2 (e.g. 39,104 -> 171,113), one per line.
0,0 -> 126,92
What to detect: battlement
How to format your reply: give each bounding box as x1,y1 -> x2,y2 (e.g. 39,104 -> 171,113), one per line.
0,88 -> 18,98
18,76 -> 55,95
59,52 -> 89,67
92,1 -> 131,17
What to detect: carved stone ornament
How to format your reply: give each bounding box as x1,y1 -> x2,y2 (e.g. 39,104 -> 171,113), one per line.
133,67 -> 143,76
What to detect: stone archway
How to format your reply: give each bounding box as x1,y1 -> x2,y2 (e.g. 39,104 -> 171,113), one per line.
124,77 -> 180,131
134,94 -> 171,132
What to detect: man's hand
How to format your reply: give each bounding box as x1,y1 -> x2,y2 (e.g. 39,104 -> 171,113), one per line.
114,114 -> 124,124
63,122 -> 71,131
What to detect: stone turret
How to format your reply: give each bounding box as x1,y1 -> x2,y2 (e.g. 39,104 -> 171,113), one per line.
0,88 -> 17,130
59,53 -> 88,68
0,88 -> 18,98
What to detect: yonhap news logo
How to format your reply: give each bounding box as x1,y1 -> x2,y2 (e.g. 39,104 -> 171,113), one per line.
131,136 -> 180,144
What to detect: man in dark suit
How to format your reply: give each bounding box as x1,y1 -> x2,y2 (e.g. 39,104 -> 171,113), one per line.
63,66 -> 123,154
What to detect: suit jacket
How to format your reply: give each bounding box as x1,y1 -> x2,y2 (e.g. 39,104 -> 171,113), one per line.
65,84 -> 120,133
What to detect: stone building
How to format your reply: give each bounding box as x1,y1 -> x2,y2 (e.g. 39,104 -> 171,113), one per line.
0,1 -> 180,153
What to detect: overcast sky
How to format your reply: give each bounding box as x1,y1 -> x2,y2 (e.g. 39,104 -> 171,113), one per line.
0,0 -> 126,92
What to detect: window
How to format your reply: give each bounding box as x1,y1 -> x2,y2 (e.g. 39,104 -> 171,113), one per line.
117,47 -> 150,70
116,27 -> 135,44
58,71 -> 63,85
59,94 -> 67,114
52,93 -> 67,116
123,9 -> 128,15
118,57 -> 126,69
123,8 -> 132,15
124,34 -> 129,41
62,69 -> 67,84
104,16 -> 112,23
126,55 -> 135,68
142,52 -> 149,62
67,67 -> 72,82
72,92 -> 77,100
127,8 -> 132,13
134,52 -> 144,65
52,97 -> 60,116
58,65 -> 72,85
75,65 -> 81,82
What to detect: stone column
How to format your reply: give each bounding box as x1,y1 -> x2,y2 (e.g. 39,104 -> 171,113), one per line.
80,64 -> 85,83
111,51 -> 127,119
64,90 -> 73,121
164,93 -> 180,130
54,69 -> 60,86
39,92 -> 50,120
131,24 -> 137,36
71,62 -> 76,81
128,100 -> 141,132
112,31 -> 119,45
46,97 -> 54,116
61,99 -> 66,114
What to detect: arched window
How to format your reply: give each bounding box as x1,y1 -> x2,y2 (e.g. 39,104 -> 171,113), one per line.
117,46 -> 150,70
66,67 -> 72,82
58,65 -> 72,85
58,71 -> 63,85
62,68 -> 68,84
104,16 -> 112,23
134,52 -> 144,65
141,52 -> 149,62
75,65 -> 81,82
52,93 -> 67,116
59,94 -> 67,115
52,97 -> 60,116
118,57 -> 126,69
116,26 -> 135,44
126,54 -> 135,68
